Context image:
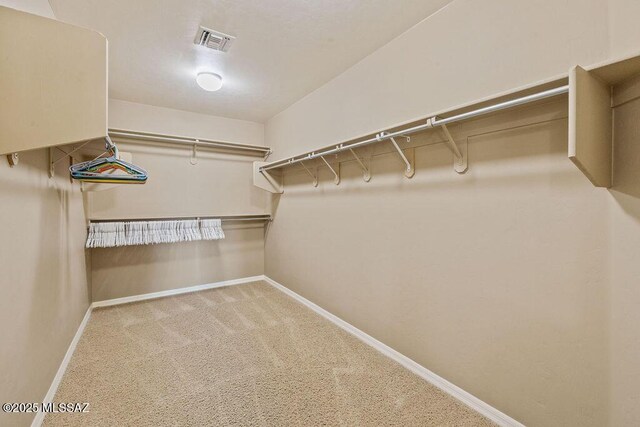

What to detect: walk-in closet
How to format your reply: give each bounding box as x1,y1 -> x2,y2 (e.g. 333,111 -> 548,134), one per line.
2,1 -> 640,426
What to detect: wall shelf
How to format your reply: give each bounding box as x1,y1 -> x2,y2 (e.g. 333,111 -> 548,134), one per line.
568,66 -> 612,187
89,214 -> 272,223
255,52 -> 640,193
0,6 -> 108,156
109,129 -> 271,157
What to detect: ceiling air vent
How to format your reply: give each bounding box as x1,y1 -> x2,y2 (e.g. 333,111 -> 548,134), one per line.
194,26 -> 235,52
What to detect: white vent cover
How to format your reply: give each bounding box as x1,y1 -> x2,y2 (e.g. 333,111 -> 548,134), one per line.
194,26 -> 235,52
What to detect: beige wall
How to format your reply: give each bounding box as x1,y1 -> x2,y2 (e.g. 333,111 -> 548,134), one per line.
87,143 -> 268,219
0,149 -> 90,426
608,0 -> 640,58
89,101 -> 268,301
2,2 -> 638,427
266,100 -> 610,426
264,0 -> 640,425
91,223 -> 264,301
109,99 -> 264,146
266,0 -> 610,158
0,4 -> 91,427
0,89 -> 267,427
609,78 -> 640,427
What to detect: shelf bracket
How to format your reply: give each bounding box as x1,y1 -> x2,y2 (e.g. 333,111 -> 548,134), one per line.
320,156 -> 340,185
6,153 -> 19,167
190,141 -> 198,165
48,141 -> 92,178
429,118 -> 468,174
260,169 -> 284,193
349,148 -> 371,182
378,132 -> 414,178
49,148 -> 55,178
568,65 -> 612,187
253,161 -> 283,193
300,161 -> 318,187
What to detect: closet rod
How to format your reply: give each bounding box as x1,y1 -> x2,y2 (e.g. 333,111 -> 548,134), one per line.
109,129 -> 271,156
260,84 -> 569,172
90,214 -> 272,223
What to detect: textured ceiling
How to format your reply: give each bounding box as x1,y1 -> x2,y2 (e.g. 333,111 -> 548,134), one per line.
1,0 -> 54,17
49,0 -> 454,122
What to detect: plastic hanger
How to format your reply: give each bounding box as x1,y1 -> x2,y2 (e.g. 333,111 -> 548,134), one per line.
70,136 -> 148,184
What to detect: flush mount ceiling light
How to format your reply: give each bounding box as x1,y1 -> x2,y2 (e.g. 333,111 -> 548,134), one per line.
196,72 -> 223,92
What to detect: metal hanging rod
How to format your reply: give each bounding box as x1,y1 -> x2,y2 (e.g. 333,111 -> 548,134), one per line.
90,214 -> 272,223
260,84 -> 569,172
108,128 -> 271,156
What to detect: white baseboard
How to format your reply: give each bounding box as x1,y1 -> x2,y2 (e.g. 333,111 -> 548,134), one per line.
31,307 -> 92,427
35,274 -> 522,427
91,275 -> 264,308
32,276 -> 263,426
262,275 -> 524,427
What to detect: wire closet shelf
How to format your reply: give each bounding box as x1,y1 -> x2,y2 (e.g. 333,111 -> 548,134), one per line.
89,214 -> 272,223
86,215 -> 272,248
109,129 -> 272,157
259,85 -> 569,173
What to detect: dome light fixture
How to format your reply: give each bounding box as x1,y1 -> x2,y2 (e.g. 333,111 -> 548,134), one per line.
196,72 -> 223,92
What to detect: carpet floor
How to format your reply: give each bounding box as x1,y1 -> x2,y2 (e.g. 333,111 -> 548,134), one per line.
43,281 -> 494,426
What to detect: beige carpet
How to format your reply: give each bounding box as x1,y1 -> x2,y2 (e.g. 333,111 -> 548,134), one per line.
44,281 -> 494,426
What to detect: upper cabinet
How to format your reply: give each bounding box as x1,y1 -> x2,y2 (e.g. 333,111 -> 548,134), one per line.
0,6 -> 107,155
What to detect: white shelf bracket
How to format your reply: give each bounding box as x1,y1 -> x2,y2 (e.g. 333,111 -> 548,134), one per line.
48,141 -> 92,178
429,118 -> 468,174
320,156 -> 340,185
253,161 -> 283,193
190,141 -> 199,165
259,169 -> 284,193
49,148 -> 55,178
300,161 -> 318,187
349,148 -> 371,182
379,132 -> 414,178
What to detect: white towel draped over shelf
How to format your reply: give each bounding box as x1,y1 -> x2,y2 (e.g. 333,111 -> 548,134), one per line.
86,218 -> 225,248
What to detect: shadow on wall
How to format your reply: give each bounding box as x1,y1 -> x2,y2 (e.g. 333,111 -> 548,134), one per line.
35,150 -> 91,345
0,148 -> 91,426
610,191 -> 640,223
268,95 -> 571,197
263,108 -> 611,426
90,240 -> 215,299
610,97 -> 640,212
29,149 -> 91,340
86,142 -> 268,220
91,239 -> 219,266
608,93 -> 640,426
275,117 -> 574,198
90,223 -> 266,301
